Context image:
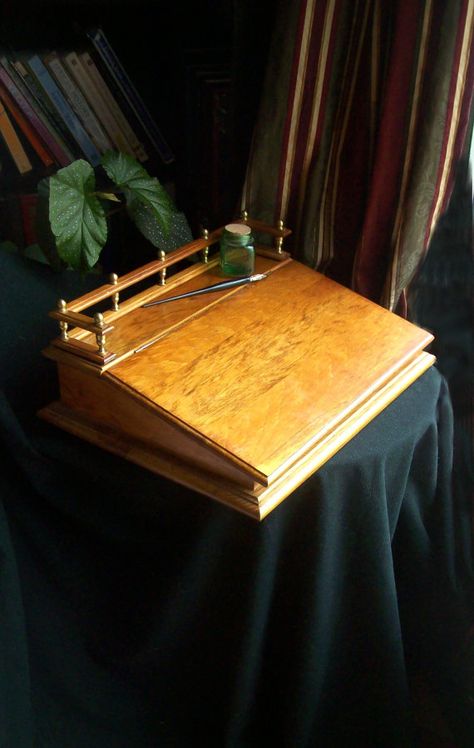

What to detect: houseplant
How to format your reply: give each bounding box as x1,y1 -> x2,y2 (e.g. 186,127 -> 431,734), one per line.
38,150 -> 190,271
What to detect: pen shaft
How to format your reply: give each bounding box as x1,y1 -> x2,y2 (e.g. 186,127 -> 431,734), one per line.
143,274 -> 266,308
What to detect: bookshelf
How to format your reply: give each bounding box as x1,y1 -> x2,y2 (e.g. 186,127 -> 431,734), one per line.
0,0 -> 276,268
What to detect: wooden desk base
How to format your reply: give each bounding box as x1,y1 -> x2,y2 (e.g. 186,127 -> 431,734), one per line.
39,350 -> 434,520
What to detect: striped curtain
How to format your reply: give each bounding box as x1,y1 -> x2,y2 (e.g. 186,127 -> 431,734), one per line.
242,0 -> 474,310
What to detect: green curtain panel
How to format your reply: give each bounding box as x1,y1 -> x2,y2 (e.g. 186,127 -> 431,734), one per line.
242,0 -> 474,309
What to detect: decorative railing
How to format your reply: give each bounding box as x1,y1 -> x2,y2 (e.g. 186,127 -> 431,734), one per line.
48,214 -> 291,366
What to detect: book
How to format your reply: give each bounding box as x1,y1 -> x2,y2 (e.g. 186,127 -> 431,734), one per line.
27,54 -> 101,166
11,57 -> 78,159
0,97 -> 32,174
78,51 -> 148,162
88,27 -> 174,164
0,57 -> 72,167
63,51 -> 134,157
0,82 -> 54,167
45,52 -> 112,154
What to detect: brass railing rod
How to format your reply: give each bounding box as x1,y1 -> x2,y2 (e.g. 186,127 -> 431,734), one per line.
67,227 -> 224,313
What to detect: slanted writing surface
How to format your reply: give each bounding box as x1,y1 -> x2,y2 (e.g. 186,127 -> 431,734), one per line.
110,259 -> 433,481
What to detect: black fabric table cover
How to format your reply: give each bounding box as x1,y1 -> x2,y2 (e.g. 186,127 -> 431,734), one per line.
0,252 -> 472,747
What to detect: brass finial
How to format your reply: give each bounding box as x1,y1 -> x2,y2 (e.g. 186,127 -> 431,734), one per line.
94,312 -> 104,328
202,228 -> 209,263
109,273 -> 119,310
57,299 -> 68,341
159,250 -> 167,285
241,209 -> 248,222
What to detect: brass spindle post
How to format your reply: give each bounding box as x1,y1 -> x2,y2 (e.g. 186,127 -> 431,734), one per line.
159,250 -> 166,285
275,218 -> 284,254
110,273 -> 119,311
94,313 -> 107,356
57,299 -> 68,341
202,228 -> 209,263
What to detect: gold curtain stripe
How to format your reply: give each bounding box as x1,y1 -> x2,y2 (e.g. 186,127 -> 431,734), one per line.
294,0 -> 338,237
279,0 -> 318,221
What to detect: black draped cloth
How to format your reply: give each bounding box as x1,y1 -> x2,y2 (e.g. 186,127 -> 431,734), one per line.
0,251 -> 472,747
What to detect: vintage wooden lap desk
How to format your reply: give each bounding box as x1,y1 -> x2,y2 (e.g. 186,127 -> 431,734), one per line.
39,218 -> 435,519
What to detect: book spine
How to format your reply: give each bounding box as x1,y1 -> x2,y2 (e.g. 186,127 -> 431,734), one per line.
27,54 -> 101,166
79,51 -> 148,162
88,28 -> 174,164
0,83 -> 54,167
63,51 -> 134,157
46,53 -> 112,154
12,58 -> 78,158
0,97 -> 32,174
0,60 -> 72,167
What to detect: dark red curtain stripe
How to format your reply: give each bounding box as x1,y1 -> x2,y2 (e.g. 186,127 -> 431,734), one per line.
353,0 -> 429,301
321,0 -> 376,283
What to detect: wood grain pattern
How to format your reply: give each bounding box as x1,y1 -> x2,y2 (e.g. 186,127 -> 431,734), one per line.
53,337 -> 116,365
49,309 -> 114,335
38,401 -> 264,517
255,244 -> 291,261
110,260 -> 433,479
39,351 -> 435,519
41,254 -> 435,519
70,256 -> 284,363
58,363 -> 263,489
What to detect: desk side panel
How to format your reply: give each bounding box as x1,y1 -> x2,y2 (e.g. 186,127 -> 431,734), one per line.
54,363 -> 264,491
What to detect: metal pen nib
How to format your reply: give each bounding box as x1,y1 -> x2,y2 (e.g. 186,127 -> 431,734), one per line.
142,273 -> 268,308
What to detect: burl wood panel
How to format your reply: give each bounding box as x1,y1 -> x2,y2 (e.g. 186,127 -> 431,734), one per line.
110,260 -> 433,480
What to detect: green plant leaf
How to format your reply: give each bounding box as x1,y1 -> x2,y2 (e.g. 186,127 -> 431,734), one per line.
126,197 -> 193,251
36,177 -> 63,270
49,160 -> 107,270
101,151 -> 174,236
